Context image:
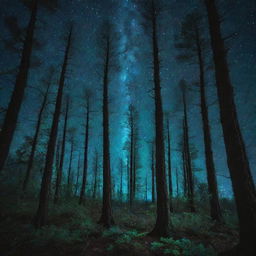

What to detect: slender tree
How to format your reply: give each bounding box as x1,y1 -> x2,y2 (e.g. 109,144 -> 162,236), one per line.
34,26 -> 73,228
204,0 -> 256,254
55,140 -> 61,181
151,141 -> 156,203
132,140 -> 137,201
182,139 -> 188,197
126,157 -> 130,202
175,12 -> 222,222
128,105 -> 135,207
79,90 -> 91,205
98,23 -> 115,227
181,80 -> 195,212
54,97 -> 69,204
92,150 -> 99,200
166,117 -> 173,212
138,0 -> 171,236
67,133 -> 75,196
0,0 -> 38,173
145,173 -> 148,201
0,0 -> 58,173
175,167 -> 179,196
74,152 -> 81,197
119,158 -> 123,201
22,68 -> 54,193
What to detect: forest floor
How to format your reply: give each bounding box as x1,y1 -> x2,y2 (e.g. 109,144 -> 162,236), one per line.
0,195 -> 239,256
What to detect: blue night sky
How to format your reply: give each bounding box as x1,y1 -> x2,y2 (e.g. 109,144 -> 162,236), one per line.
0,0 -> 256,198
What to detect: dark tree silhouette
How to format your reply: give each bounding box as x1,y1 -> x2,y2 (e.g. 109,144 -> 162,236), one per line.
150,141 -> 156,203
22,68 -> 54,193
132,139 -> 137,202
204,0 -> 256,254
175,167 -> 179,196
0,0 -> 58,173
34,26 -> 73,228
145,173 -> 148,201
126,157 -> 130,202
55,140 -> 61,181
79,90 -> 91,205
98,23 -> 115,228
127,104 -> 136,208
74,152 -> 81,196
138,0 -> 171,236
67,132 -> 75,196
182,137 -> 188,197
175,12 -> 222,222
150,0 -> 171,237
0,0 -> 38,173
166,117 -> 173,212
92,150 -> 99,200
54,97 -> 69,204
119,158 -> 124,201
181,80 -> 195,213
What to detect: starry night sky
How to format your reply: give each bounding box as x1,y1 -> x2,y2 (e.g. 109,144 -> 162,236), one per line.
0,0 -> 256,198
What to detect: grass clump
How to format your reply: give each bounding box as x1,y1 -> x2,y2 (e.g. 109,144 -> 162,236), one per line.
106,230 -> 149,256
30,225 -> 83,246
151,237 -> 216,256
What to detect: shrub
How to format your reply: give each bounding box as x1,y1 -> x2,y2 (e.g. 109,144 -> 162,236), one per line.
171,212 -> 213,235
151,237 -> 216,256
106,230 -> 148,255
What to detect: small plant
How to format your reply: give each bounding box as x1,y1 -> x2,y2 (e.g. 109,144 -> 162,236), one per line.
30,225 -> 83,246
114,230 -> 146,244
102,226 -> 123,237
151,237 -> 216,256
163,248 -> 180,255
107,244 -> 115,251
106,230 -> 147,255
151,241 -> 165,250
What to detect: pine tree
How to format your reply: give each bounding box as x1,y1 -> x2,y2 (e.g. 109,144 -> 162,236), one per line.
97,22 -> 115,227
34,26 -> 73,228
54,97 -> 69,204
175,12 -> 222,222
22,67 -> 54,193
204,0 -> 256,254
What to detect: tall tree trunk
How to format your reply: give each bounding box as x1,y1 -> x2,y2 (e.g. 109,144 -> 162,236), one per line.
22,74 -> 51,193
98,35 -> 114,228
67,136 -> 74,196
92,151 -> 98,200
149,1 -> 171,237
67,138 -> 74,185
151,142 -> 155,203
34,27 -> 72,228
182,91 -> 195,212
119,159 -> 123,201
129,115 -> 134,208
145,174 -> 148,201
195,26 -> 222,222
79,100 -> 90,205
166,119 -> 173,212
182,140 -> 188,197
0,0 -> 38,173
75,153 -> 81,197
112,176 -> 116,201
54,98 -> 69,204
175,167 -> 179,196
55,140 -> 61,182
205,0 -> 256,254
127,157 -> 130,202
133,141 -> 136,201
